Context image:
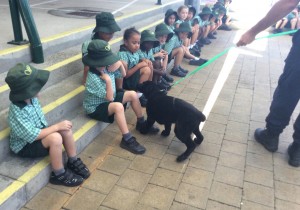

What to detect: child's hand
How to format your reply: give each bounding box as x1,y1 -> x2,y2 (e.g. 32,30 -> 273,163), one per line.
138,61 -> 148,68
56,120 -> 72,131
156,51 -> 166,58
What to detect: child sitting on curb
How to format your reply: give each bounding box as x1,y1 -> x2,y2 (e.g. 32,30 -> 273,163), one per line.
164,21 -> 208,77
154,23 -> 174,83
164,9 -> 177,32
118,27 -> 154,107
139,29 -> 171,91
82,12 -> 122,89
5,63 -> 90,187
82,40 -> 159,155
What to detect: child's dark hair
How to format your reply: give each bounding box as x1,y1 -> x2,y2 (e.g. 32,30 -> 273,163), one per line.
123,27 -> 140,41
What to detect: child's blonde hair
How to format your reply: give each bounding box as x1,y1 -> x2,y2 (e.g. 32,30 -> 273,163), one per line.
177,5 -> 188,14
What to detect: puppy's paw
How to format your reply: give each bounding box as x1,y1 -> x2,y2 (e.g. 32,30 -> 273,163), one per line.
161,130 -> 170,137
176,154 -> 188,162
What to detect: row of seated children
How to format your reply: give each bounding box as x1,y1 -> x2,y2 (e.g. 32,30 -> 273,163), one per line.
273,5 -> 300,35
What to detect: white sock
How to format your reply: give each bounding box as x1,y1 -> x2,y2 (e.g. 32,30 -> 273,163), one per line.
137,92 -> 143,98
194,57 -> 199,60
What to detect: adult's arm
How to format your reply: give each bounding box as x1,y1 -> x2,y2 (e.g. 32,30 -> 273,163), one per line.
237,0 -> 300,46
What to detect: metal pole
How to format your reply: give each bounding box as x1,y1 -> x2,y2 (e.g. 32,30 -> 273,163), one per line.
17,0 -> 44,63
156,0 -> 162,5
7,0 -> 29,45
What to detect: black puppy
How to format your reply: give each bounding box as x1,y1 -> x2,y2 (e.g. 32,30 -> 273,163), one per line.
137,81 -> 206,162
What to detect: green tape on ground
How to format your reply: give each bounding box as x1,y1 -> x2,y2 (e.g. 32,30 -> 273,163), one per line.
172,29 -> 298,87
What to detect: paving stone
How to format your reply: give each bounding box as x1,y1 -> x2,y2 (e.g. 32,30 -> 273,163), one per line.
149,168 -> 183,190
117,169 -> 151,192
226,121 -> 249,134
159,153 -> 188,173
175,182 -> 209,209
209,181 -> 242,208
64,188 -> 105,210
221,140 -> 247,156
244,166 -> 273,187
246,152 -> 273,171
214,165 -> 244,187
247,140 -> 274,156
211,100 -> 232,115
218,151 -> 245,171
102,186 -> 140,210
274,165 -> 300,185
276,199 -> 300,210
206,112 -> 228,125
110,145 -> 136,161
229,112 -> 250,124
143,142 -> 168,159
81,141 -> 111,159
98,155 -> 131,176
170,201 -> 200,210
25,187 -> 70,210
93,129 -> 120,146
194,141 -> 221,157
201,130 -> 224,145
224,130 -> 248,144
275,181 -> 300,204
166,140 -> 188,157
206,200 -> 239,210
189,153 -> 217,172
243,182 -> 274,207
139,184 -> 176,209
241,200 -> 273,210
182,167 -> 213,189
134,203 -> 160,210
146,132 -> 174,146
129,156 -> 159,175
203,121 -> 226,134
83,170 -> 119,194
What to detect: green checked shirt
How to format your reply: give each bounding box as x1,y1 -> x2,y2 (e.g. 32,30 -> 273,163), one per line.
7,98 -> 48,154
152,45 -> 164,54
139,49 -> 155,61
164,34 -> 182,55
83,68 -> 122,114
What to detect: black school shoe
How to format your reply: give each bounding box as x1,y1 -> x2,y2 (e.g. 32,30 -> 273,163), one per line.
189,58 -> 208,66
120,136 -> 146,154
170,67 -> 186,77
50,168 -> 84,187
218,24 -> 232,31
162,74 -> 174,83
67,158 -> 90,179
254,128 -> 279,152
179,66 -> 188,74
208,33 -> 216,39
136,121 -> 160,134
190,48 -> 200,57
288,142 -> 300,167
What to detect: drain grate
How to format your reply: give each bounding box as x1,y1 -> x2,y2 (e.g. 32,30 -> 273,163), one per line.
67,9 -> 100,17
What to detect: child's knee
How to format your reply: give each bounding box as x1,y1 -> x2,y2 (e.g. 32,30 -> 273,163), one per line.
48,133 -> 63,146
114,103 -> 125,113
140,66 -> 151,75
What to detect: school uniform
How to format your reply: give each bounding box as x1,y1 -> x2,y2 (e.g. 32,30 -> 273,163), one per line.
118,45 -> 144,90
83,68 -> 124,123
8,98 -> 48,156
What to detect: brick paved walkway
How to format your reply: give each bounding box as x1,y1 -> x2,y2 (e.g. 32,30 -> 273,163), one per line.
23,29 -> 300,210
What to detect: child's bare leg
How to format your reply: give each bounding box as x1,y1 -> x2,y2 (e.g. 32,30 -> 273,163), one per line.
115,78 -> 123,90
108,103 -> 129,134
172,47 -> 184,67
290,18 -> 297,29
183,46 -> 196,60
42,133 -> 64,170
122,91 -> 143,118
139,66 -> 152,83
191,28 -> 199,45
280,18 -> 288,29
59,130 -> 76,158
203,26 -> 210,38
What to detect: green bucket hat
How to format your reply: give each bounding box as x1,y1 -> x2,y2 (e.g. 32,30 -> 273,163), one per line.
155,23 -> 173,39
82,39 -> 119,68
174,22 -> 192,38
200,7 -> 212,15
141,30 -> 159,46
93,12 -> 121,33
5,63 -> 50,102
